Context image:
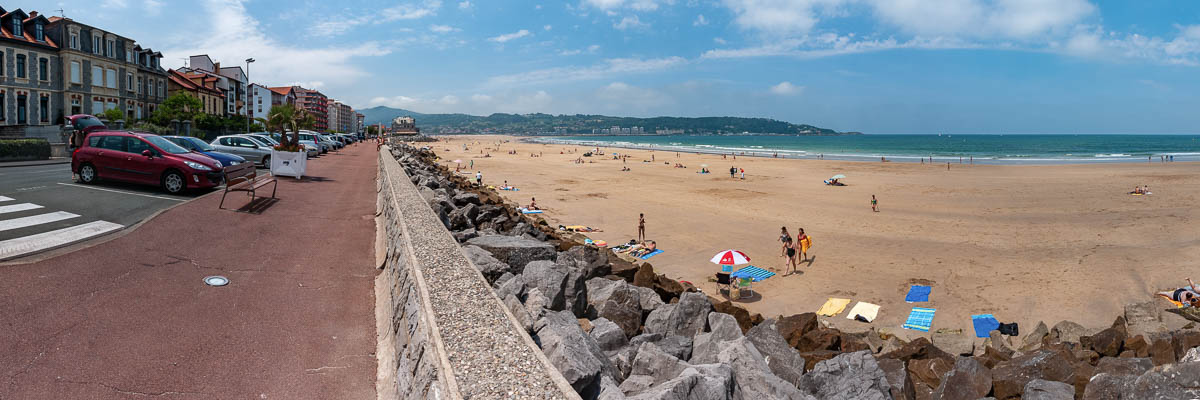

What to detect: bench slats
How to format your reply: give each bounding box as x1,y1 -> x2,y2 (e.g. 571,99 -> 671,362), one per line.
219,162 -> 278,210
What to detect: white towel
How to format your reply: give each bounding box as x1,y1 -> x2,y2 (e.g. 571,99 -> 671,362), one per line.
845,302 -> 881,322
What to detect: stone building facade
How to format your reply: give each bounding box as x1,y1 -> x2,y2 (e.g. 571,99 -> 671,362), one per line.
45,15 -> 166,122
0,8 -> 62,139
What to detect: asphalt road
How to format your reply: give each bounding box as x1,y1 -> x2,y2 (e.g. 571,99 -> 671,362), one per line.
0,163 -> 208,261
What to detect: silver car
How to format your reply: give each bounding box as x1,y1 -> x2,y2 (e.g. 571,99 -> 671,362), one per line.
210,135 -> 272,166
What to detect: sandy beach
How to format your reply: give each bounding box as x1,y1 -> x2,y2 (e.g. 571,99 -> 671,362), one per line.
428,134 -> 1200,339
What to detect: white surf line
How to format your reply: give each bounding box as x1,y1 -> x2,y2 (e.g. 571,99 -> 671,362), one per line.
0,196 -> 13,202
55,183 -> 185,202
0,220 -> 124,260
0,203 -> 43,215
0,211 -> 81,232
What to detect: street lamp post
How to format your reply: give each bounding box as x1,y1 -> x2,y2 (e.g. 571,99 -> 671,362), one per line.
245,58 -> 255,134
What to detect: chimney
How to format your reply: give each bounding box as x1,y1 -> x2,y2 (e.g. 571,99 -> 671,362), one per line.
29,11 -> 38,18
213,62 -> 220,71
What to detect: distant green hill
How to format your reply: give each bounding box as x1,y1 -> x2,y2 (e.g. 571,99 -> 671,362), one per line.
358,106 -> 858,136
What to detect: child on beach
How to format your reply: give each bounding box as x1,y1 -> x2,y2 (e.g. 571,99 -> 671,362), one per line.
740,168 -> 745,180
779,227 -> 796,274
871,195 -> 878,212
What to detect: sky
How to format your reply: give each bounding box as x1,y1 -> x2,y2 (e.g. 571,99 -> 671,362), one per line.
22,0 -> 1200,133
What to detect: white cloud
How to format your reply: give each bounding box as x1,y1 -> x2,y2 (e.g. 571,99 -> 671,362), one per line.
596,82 -> 674,110
470,94 -> 493,102
867,0 -> 1094,39
430,24 -> 458,33
486,56 -> 687,87
588,44 -> 602,52
313,0 -> 442,36
694,14 -> 708,26
614,15 -> 648,30
1055,25 -> 1200,66
143,0 -> 165,15
583,0 -> 669,11
162,0 -> 391,95
544,24 -> 554,31
102,0 -> 129,8
488,29 -> 532,43
769,81 -> 802,95
713,37 -> 727,44
701,35 -> 979,59
458,1 -> 472,9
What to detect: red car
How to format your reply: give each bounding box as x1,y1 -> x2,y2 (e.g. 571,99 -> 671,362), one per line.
72,131 -> 224,194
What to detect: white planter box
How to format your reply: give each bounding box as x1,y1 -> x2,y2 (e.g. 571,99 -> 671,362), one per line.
270,150 -> 307,179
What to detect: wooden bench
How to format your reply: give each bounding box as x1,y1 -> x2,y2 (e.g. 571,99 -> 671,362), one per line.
219,162 -> 278,210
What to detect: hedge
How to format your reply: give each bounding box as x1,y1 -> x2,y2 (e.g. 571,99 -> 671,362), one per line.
0,138 -> 52,161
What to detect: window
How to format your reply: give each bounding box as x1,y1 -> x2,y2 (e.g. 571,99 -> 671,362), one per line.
39,58 -> 48,81
94,35 -> 102,54
106,40 -> 115,58
158,81 -> 164,97
127,73 -> 133,91
15,55 -> 25,78
70,33 -> 78,49
11,17 -> 21,37
126,49 -> 132,63
71,61 -> 81,83
17,94 -> 27,124
137,77 -> 143,94
91,66 -> 102,86
92,100 -> 103,113
0,92 -> 4,120
71,98 -> 81,114
35,23 -> 43,41
0,51 -> 4,76
98,135 -> 125,152
126,137 -> 151,155
135,105 -> 142,120
40,96 -> 49,122
106,68 -> 117,88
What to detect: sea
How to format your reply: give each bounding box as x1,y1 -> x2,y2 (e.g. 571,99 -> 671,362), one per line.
533,134 -> 1200,164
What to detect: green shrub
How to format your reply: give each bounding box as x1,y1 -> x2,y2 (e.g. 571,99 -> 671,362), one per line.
0,138 -> 52,160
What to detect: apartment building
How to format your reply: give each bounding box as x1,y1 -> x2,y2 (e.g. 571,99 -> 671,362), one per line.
267,86 -> 295,107
328,100 -> 353,133
291,86 -> 327,131
0,8 -> 62,139
44,14 -> 166,124
166,69 -> 224,116
248,83 -> 271,120
355,112 -> 364,134
179,55 -> 248,118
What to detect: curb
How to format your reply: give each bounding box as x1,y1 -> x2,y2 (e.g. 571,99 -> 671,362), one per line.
0,158 -> 72,168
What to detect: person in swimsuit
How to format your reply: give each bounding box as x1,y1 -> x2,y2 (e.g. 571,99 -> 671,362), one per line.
779,227 -> 793,272
1158,278 -> 1200,307
638,213 -> 646,243
528,197 -> 539,210
871,195 -> 878,212
797,228 -> 810,262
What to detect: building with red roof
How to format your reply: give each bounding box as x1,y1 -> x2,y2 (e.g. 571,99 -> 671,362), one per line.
0,7 -> 60,139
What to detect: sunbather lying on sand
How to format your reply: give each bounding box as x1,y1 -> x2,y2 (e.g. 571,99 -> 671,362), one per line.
1158,278 -> 1200,307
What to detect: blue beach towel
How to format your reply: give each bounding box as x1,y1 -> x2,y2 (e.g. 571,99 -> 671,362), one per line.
971,314 -> 1000,338
639,249 -> 664,260
521,209 -> 543,214
905,285 -> 931,302
730,265 -> 776,282
903,307 -> 936,332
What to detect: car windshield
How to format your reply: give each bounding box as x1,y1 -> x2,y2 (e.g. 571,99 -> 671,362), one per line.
243,136 -> 272,147
73,117 -> 105,130
185,137 -> 217,152
143,135 -> 191,154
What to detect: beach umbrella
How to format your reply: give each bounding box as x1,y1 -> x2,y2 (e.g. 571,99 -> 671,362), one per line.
453,159 -> 463,163
830,174 -> 846,180
710,250 -> 751,266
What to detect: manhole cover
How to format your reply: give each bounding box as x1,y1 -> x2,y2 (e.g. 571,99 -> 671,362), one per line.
204,276 -> 230,286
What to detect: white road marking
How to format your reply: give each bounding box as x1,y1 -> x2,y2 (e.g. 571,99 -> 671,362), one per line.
0,203 -> 43,215
55,183 -> 185,202
0,196 -> 12,202
0,211 -> 81,232
0,220 -> 124,260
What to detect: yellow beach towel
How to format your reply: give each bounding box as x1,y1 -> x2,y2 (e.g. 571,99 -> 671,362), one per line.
845,302 -> 881,322
800,235 -> 813,252
817,298 -> 852,317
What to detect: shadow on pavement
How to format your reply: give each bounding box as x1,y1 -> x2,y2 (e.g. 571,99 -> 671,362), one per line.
233,197 -> 280,214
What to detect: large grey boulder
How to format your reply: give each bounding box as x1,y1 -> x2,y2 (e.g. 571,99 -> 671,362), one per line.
525,288 -> 550,324
1050,320 -> 1089,344
448,203 -> 478,231
462,244 -> 510,283
1125,301 -> 1166,337
495,273 -> 526,300
797,350 -> 891,400
591,318 -> 630,353
744,319 -> 807,386
466,235 -> 556,273
562,264 -> 591,317
557,245 -> 611,279
626,364 -> 735,400
523,260 -> 569,311
877,358 -> 914,400
629,342 -> 691,386
991,349 -> 1074,399
931,331 -> 975,356
1083,373 -> 1138,400
1127,362 -> 1200,398
1023,379 -> 1074,400
503,294 -> 533,333
452,192 -> 480,207
587,278 -> 645,339
597,375 -> 626,400
931,357 -> 992,400
717,337 -> 805,399
643,292 -> 712,339
536,310 -> 617,396
1095,357 -> 1153,376
636,286 -> 666,312
690,313 -> 744,365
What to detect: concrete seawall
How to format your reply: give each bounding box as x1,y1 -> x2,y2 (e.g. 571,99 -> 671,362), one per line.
375,146 -> 579,399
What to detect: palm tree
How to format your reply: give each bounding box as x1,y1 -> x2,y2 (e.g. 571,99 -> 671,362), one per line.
256,105 -> 313,150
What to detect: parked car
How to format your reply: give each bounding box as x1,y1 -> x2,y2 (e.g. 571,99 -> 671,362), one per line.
72,131 -> 224,194
316,133 -> 342,150
163,136 -> 247,167
274,132 -> 326,154
210,135 -> 272,166
337,134 -> 357,144
246,133 -> 317,158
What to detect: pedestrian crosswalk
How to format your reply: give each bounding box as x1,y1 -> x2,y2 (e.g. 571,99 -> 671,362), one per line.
0,196 -> 124,261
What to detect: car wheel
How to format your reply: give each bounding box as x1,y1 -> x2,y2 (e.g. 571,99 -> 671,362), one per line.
262,155 -> 271,167
78,163 -> 98,184
161,170 -> 186,194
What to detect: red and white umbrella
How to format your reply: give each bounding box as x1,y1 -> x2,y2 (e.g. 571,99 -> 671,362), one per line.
710,250 -> 751,265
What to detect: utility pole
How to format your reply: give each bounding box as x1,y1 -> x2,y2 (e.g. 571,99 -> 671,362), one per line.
245,58 -> 255,134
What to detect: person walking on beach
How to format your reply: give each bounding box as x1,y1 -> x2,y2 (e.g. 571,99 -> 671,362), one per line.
779,227 -> 796,274
871,195 -> 878,212
638,213 -> 646,242
470,159 -> 474,169
797,228 -> 811,263
739,168 -> 745,180
730,166 -> 736,178
475,171 -> 482,186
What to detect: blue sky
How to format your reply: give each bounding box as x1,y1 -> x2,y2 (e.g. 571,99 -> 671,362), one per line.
21,0 -> 1200,133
